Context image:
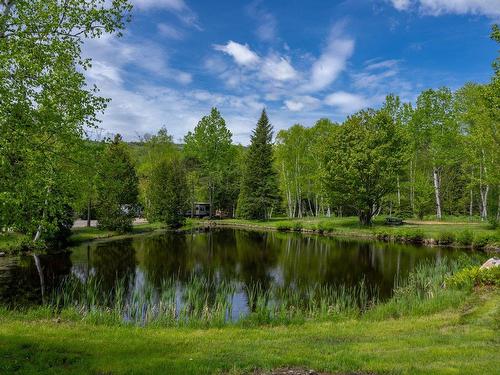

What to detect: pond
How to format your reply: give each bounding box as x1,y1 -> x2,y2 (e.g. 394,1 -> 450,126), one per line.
1,228 -> 467,312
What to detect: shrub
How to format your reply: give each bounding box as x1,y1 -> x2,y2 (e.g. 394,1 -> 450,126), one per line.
473,233 -> 500,249
446,266 -> 500,290
276,223 -> 291,232
456,230 -> 474,246
437,232 -> 455,245
488,217 -> 499,230
292,221 -> 303,231
404,229 -> 425,243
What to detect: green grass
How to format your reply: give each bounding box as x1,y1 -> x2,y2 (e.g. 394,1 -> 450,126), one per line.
0,288 -> 498,374
0,232 -> 29,253
68,219 -> 197,245
213,216 -> 500,250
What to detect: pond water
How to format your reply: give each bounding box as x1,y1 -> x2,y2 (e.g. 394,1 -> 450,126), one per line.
0,228 -> 467,318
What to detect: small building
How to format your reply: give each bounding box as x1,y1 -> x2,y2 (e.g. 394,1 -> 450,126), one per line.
187,202 -> 211,218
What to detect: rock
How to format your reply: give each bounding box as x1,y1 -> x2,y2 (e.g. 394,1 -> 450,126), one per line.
480,257 -> 500,270
0,252 -> 5,257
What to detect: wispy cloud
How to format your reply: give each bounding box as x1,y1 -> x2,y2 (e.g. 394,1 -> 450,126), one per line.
247,0 -> 278,42
157,23 -> 184,40
261,55 -> 299,81
389,0 -> 500,18
301,23 -> 355,92
132,0 -> 202,29
213,41 -> 261,67
324,91 -> 370,114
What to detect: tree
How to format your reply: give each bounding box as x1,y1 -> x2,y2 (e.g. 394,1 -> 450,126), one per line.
409,88 -> 462,219
323,109 -> 408,226
145,158 -> 188,228
184,108 -> 235,216
0,0 -> 131,242
237,110 -> 279,220
95,135 -> 138,232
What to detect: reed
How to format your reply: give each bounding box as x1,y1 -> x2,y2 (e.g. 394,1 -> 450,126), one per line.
6,255 -> 483,328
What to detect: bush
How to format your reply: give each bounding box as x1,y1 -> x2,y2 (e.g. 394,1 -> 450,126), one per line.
437,232 -> 455,245
456,230 -> 474,246
292,221 -> 303,231
446,266 -> 500,290
488,217 -> 499,230
276,223 -> 291,232
404,229 -> 425,243
473,233 -> 500,249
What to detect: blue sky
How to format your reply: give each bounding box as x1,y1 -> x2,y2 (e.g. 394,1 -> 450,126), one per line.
84,0 -> 499,144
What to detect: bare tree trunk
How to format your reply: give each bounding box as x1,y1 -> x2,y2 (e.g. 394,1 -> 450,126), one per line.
34,187 -> 50,242
479,154 -> 489,221
396,176 -> 401,208
480,185 -> 489,220
433,167 -> 442,220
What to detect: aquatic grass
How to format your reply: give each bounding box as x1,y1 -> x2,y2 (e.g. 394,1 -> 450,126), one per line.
7,254 -> 486,328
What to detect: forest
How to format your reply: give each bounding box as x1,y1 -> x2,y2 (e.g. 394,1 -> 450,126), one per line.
0,0 -> 498,248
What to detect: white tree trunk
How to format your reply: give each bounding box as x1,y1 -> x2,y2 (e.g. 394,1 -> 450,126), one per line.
433,167 -> 442,219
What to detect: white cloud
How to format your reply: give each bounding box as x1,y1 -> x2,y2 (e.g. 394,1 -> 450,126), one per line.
132,0 -> 201,29
84,35 -> 192,85
390,0 -> 500,18
390,0 -> 412,10
87,61 -> 123,84
324,91 -> 369,114
302,24 -> 355,92
133,0 -> 186,11
213,41 -> 261,67
157,23 -> 184,39
261,55 -> 298,81
365,59 -> 400,70
284,96 -> 320,112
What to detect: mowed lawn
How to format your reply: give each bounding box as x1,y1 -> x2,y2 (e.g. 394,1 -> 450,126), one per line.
1,290 -> 498,375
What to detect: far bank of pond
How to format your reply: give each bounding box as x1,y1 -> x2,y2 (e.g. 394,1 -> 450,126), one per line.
208,217 -> 500,251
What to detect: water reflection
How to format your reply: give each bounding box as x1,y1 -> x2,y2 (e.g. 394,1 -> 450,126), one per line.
0,228 -> 462,309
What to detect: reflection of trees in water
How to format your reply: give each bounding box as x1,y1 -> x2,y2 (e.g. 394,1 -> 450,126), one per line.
235,230 -> 280,310
138,233 -> 190,287
0,253 -> 71,306
89,239 -> 136,294
277,235 -> 451,298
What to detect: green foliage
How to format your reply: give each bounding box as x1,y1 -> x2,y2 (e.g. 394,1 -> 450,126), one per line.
437,231 -> 455,245
446,266 -> 500,290
237,110 -> 279,220
323,107 -> 408,225
95,135 -> 139,233
184,108 -> 238,215
456,230 -> 474,245
0,0 -> 131,242
146,158 -> 188,228
473,233 -> 500,249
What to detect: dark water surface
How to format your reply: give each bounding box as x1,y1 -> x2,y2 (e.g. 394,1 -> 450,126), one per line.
0,228 -> 466,312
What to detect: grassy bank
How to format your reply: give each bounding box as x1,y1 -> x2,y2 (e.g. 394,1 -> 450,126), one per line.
0,219 -> 199,254
212,216 -> 500,250
0,287 -> 498,374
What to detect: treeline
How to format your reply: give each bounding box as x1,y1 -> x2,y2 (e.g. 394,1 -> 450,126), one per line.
0,0 -> 498,246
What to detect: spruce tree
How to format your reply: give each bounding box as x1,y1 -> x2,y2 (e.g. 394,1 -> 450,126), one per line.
237,110 -> 279,220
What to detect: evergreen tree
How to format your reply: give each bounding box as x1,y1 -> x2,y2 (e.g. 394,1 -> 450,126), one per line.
146,158 -> 188,228
237,110 -> 279,220
95,135 -> 139,232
